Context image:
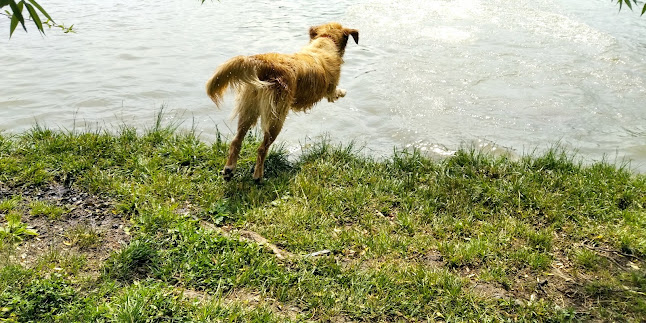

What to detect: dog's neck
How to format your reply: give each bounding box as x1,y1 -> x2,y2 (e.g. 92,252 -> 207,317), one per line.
317,34 -> 336,43
309,34 -> 346,57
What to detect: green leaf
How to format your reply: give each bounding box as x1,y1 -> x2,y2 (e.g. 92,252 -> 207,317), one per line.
24,2 -> 44,34
27,0 -> 52,22
625,0 -> 633,10
10,10 -> 19,36
8,0 -> 26,37
23,228 -> 38,236
642,3 -> 646,16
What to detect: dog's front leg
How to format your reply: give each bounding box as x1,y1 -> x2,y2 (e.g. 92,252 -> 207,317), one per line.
326,88 -> 347,103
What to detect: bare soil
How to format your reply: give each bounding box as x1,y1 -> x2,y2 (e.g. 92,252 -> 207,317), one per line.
1,182 -> 130,276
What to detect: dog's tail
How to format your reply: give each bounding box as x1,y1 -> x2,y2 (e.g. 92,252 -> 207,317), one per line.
205,56 -> 270,108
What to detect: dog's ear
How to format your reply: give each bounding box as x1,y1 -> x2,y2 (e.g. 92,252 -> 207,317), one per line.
345,28 -> 359,44
309,26 -> 318,40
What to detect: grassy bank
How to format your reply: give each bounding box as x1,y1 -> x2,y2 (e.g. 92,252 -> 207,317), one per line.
1,120 -> 645,322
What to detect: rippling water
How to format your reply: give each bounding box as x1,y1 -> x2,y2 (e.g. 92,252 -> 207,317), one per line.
2,0 -> 645,171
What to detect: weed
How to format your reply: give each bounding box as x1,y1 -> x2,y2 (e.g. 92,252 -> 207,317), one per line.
0,211 -> 38,242
0,277 -> 76,321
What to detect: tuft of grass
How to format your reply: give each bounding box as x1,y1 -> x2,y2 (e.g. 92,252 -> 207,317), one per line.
28,201 -> 68,220
0,196 -> 22,213
35,248 -> 87,277
111,282 -> 192,323
64,224 -> 101,249
104,238 -> 159,282
574,248 -> 605,270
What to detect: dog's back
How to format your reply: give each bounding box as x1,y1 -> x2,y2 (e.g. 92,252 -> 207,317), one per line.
206,45 -> 343,113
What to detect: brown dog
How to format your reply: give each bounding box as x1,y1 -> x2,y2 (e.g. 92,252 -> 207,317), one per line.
206,22 -> 359,181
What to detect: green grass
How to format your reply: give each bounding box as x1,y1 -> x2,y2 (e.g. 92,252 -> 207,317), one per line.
28,201 -> 68,220
64,224 -> 101,250
0,196 -> 22,213
0,115 -> 645,321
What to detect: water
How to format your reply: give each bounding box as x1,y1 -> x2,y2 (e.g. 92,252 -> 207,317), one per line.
2,0 -> 645,171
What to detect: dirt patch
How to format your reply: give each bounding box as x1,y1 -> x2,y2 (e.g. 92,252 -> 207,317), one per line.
177,287 -> 305,321
424,249 -> 446,268
502,243 -> 644,316
471,282 -> 510,300
1,183 -> 130,276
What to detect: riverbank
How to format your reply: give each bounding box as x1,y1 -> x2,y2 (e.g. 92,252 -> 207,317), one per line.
1,121 -> 645,321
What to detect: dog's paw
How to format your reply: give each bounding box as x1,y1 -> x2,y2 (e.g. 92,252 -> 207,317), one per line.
327,88 -> 347,102
251,165 -> 264,183
222,167 -> 234,181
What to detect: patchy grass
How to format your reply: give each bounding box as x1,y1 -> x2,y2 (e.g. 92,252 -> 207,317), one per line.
28,201 -> 68,220
64,224 -> 102,249
0,116 -> 645,321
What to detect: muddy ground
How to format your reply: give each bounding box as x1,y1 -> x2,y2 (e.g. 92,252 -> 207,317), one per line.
1,182 -> 130,277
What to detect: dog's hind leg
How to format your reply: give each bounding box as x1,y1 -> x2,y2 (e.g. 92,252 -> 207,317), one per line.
223,116 -> 256,180
252,123 -> 284,182
253,100 -> 289,182
223,92 -> 260,181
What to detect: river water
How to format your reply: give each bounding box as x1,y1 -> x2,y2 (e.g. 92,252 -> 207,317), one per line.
2,0 -> 645,171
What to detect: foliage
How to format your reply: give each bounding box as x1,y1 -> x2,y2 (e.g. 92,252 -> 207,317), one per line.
0,211 -> 37,242
0,276 -> 77,321
1,1 -> 220,38
0,0 -> 74,37
616,0 -> 646,15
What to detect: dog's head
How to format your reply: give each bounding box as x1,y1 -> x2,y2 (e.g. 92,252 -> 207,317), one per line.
309,22 -> 359,56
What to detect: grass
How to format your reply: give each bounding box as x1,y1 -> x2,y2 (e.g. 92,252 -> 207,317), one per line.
64,224 -> 101,249
28,201 -> 67,220
0,114 -> 645,321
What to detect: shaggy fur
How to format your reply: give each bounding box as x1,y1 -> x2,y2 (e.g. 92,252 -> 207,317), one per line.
206,22 -> 359,181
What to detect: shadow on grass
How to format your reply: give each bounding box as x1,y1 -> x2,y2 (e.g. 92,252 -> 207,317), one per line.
220,148 -> 301,214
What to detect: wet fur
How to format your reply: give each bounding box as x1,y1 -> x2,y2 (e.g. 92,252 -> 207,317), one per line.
206,22 -> 359,181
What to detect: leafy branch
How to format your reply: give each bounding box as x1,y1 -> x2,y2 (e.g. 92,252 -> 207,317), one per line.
2,0 -> 216,38
1,0 -> 73,38
615,0 -> 646,15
